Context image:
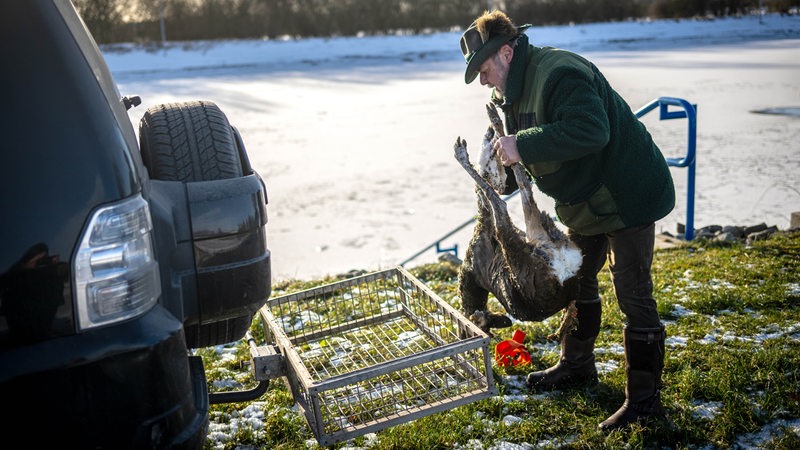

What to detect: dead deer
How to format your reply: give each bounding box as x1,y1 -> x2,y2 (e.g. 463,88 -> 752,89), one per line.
454,103 -> 582,335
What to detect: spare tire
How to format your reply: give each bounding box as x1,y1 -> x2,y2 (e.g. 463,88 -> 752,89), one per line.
139,100 -> 255,348
139,100 -> 243,181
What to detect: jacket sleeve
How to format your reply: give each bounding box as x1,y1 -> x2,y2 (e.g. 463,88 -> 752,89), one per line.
515,66 -> 610,164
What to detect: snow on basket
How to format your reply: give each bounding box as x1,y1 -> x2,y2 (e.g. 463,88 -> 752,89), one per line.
258,266 -> 496,446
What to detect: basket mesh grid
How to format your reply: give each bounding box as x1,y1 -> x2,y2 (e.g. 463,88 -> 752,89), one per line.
262,267 -> 494,445
316,345 -> 489,433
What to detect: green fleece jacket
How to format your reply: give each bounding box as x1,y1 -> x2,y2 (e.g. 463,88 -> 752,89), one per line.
493,35 -> 675,235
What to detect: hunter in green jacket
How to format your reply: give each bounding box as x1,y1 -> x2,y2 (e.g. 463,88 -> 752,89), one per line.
495,39 -> 675,235
459,10 -> 675,431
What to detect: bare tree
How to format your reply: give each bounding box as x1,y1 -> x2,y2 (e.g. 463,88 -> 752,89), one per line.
73,0 -> 123,42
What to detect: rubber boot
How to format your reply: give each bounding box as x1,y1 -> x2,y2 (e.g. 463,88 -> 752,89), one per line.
599,325 -> 667,431
526,298 -> 601,391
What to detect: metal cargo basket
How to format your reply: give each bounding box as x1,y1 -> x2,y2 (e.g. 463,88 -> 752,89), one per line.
257,266 -> 496,446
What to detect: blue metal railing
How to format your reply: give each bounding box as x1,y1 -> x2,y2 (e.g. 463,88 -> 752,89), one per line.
401,96 -> 697,266
634,96 -> 697,240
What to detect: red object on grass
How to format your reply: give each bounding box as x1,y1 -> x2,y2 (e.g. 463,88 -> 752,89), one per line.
494,329 -> 531,367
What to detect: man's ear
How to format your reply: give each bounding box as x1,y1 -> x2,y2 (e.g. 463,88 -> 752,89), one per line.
500,44 -> 514,64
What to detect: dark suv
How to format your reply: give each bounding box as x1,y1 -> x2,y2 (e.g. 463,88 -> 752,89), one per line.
0,1 -> 271,447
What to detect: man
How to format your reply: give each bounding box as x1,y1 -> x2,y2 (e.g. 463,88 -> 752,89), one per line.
459,10 -> 675,431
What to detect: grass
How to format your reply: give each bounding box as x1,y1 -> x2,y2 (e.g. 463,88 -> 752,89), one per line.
202,230 -> 800,449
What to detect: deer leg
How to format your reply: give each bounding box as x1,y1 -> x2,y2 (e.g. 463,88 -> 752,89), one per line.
455,137 -> 518,236
512,165 -> 551,244
485,103 -> 550,245
485,103 -> 505,138
477,127 -> 507,194
458,193 -> 515,335
454,137 -> 509,212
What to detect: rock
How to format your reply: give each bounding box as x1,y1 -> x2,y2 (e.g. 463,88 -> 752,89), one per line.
338,269 -> 367,278
745,226 -> 778,245
438,252 -> 462,265
690,223 -> 782,246
743,223 -> 768,235
694,225 -> 722,239
715,231 -> 738,243
721,225 -> 746,238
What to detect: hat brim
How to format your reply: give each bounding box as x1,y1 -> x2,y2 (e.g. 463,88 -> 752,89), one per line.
464,24 -> 531,84
464,36 -> 507,84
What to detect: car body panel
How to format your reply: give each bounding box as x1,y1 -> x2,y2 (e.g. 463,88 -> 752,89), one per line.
1,0 -> 141,344
0,0 -> 271,447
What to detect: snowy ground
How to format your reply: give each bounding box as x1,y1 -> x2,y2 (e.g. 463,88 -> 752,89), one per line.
104,13 -> 800,282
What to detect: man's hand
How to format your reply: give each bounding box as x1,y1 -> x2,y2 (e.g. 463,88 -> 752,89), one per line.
493,134 -> 521,166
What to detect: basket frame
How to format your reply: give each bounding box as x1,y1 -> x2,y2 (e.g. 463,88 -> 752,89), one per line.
258,266 -> 496,446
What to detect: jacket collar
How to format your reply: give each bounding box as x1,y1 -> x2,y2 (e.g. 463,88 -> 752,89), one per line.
493,34 -> 529,108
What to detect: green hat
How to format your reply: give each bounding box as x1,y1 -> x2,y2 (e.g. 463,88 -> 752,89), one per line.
460,21 -> 530,84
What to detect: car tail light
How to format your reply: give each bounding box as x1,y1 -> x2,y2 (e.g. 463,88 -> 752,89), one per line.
74,194 -> 161,330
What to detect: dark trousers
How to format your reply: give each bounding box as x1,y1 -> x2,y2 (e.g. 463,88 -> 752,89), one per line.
568,223 -> 661,329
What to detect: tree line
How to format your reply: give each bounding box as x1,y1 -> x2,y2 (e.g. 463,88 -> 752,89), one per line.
74,0 -> 796,44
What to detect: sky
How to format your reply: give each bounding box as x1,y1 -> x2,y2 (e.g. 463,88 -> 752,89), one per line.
102,13 -> 800,282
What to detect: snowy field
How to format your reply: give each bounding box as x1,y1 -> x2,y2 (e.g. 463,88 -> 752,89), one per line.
103,13 -> 800,282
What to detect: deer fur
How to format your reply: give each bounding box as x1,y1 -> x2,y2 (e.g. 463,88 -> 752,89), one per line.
453,104 -> 582,334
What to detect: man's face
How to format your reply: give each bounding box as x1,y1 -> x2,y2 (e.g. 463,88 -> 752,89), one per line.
477,45 -> 512,96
